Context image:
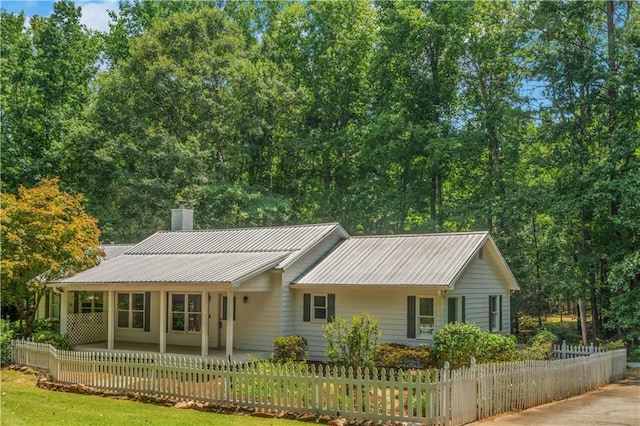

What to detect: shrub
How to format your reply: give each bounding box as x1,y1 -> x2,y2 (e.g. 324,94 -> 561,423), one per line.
598,340 -> 626,351
32,331 -> 75,350
1,319 -> 14,366
432,322 -> 484,369
516,329 -> 558,360
373,343 -> 432,370
272,335 -> 308,363
478,332 -> 517,363
324,312 -> 381,369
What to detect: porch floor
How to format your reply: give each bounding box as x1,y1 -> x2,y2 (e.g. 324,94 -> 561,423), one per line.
75,341 -> 270,362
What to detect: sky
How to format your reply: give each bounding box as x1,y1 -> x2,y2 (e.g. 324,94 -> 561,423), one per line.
1,0 -> 118,32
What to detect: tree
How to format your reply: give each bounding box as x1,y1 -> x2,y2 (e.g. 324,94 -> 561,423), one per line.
0,178 -> 102,335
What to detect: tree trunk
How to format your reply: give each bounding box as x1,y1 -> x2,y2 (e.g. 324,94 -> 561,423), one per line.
578,300 -> 588,346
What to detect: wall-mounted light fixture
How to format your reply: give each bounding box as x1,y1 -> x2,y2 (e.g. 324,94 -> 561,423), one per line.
243,296 -> 249,304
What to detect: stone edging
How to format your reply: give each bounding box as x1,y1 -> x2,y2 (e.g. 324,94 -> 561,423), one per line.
6,365 -> 415,426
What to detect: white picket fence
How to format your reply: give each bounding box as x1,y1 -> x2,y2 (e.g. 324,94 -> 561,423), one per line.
11,340 -> 627,425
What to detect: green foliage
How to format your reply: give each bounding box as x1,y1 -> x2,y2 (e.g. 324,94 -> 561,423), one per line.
0,178 -> 102,336
432,322 -> 517,368
31,331 -> 75,351
372,343 -> 432,370
324,313 -> 381,369
628,346 -> 640,362
1,319 -> 14,366
516,329 -> 558,361
272,335 -> 308,364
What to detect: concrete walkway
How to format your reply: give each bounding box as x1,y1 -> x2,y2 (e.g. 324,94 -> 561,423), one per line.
470,372 -> 640,425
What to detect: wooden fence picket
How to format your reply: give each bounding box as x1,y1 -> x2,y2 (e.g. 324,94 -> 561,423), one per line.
9,340 -> 627,425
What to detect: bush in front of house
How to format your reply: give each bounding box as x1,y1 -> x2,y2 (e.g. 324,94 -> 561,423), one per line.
432,322 -> 518,369
516,329 -> 558,360
372,343 -> 432,370
32,331 -> 75,350
272,335 -> 308,363
324,312 -> 381,369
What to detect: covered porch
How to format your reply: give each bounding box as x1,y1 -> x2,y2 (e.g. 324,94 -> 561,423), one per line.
75,341 -> 271,362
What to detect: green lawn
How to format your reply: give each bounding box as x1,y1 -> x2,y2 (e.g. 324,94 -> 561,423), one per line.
0,369 -> 299,426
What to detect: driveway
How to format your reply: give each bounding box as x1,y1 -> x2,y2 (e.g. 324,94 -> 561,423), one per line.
469,371 -> 640,425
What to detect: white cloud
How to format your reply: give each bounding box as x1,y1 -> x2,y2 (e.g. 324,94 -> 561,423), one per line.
78,1 -> 118,32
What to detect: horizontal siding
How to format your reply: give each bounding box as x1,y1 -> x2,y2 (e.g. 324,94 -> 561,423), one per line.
449,255 -> 512,333
293,287 -> 445,361
232,286 -> 281,352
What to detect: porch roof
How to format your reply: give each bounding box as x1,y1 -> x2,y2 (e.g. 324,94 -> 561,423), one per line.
57,251 -> 289,285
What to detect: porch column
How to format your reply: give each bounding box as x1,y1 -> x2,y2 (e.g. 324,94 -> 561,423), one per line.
59,289 -> 68,335
201,291 -> 209,357
225,290 -> 234,360
159,290 -> 166,353
107,290 -> 115,350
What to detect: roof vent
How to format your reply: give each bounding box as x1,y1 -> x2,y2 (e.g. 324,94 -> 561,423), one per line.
171,200 -> 193,231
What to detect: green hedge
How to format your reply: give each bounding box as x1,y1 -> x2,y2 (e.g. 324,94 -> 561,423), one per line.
372,343 -> 432,370
272,335 -> 308,363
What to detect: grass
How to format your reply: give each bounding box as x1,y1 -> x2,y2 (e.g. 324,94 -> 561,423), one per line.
0,369 -> 299,426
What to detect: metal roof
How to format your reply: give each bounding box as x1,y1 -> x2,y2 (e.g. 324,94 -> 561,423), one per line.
99,244 -> 134,260
58,223 -> 344,285
293,232 -> 490,287
61,251 -> 289,285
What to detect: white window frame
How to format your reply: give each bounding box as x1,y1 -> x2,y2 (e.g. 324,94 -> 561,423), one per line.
170,293 -> 202,333
489,295 -> 499,332
312,294 -> 328,323
418,297 -> 435,339
116,292 -> 145,330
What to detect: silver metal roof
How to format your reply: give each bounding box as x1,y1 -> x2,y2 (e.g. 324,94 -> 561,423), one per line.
293,232 -> 489,287
99,244 -> 134,260
58,223 -> 344,285
61,251 -> 289,285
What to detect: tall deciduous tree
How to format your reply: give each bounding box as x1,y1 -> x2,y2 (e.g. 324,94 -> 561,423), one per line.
0,178 -> 102,335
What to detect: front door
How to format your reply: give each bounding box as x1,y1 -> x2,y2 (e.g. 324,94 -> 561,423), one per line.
207,294 -> 219,348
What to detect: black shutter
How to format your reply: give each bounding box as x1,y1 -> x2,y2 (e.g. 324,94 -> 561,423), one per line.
303,293 -> 311,322
407,296 -> 416,338
74,292 -> 79,314
499,295 -> 503,331
489,296 -> 493,331
233,296 -> 236,321
144,292 -> 151,332
222,296 -> 227,321
166,293 -> 169,333
45,292 -> 50,318
327,294 -> 335,322
461,296 -> 466,323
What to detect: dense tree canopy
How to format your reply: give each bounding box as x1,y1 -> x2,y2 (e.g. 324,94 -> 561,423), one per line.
0,178 -> 102,334
1,0 -> 638,343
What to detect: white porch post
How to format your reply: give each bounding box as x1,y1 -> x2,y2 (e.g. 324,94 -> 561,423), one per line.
201,291 -> 209,357
159,290 -> 166,353
59,290 -> 68,335
225,290 -> 234,360
107,290 -> 115,350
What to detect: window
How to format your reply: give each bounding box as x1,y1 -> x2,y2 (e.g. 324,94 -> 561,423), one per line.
489,295 -> 501,332
447,296 -> 467,323
448,297 -> 458,323
45,292 -> 61,319
117,292 -> 145,330
75,291 -> 103,314
303,293 -> 335,323
221,296 -> 236,321
418,297 -> 435,338
171,293 -> 202,332
313,295 -> 327,321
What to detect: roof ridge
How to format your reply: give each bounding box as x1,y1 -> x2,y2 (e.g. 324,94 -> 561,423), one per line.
153,222 -> 340,234
125,249 -> 295,255
350,231 -> 489,239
